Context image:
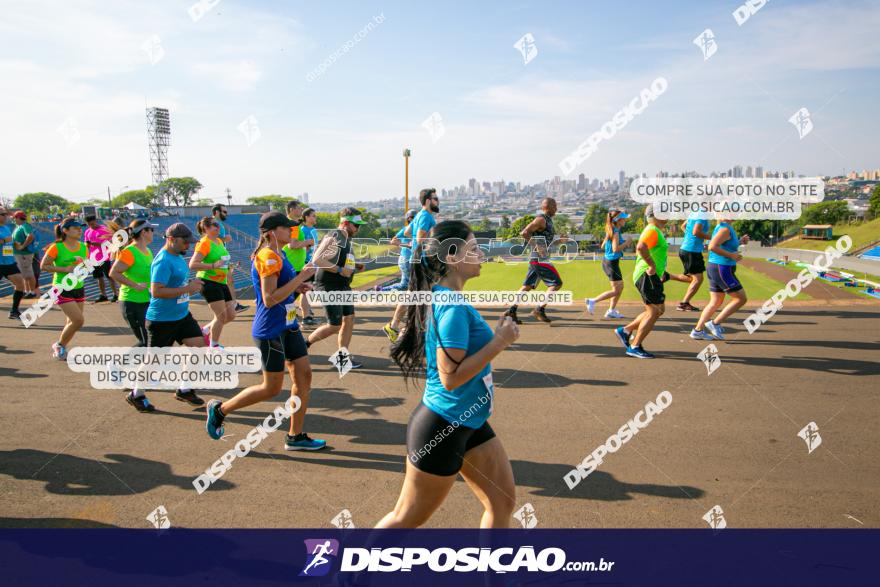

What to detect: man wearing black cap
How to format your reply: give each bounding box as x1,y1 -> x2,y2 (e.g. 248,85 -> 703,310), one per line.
145,222 -> 206,406
307,207 -> 366,369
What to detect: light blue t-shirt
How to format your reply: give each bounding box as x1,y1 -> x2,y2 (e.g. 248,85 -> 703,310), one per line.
0,225 -> 14,264
217,221 -> 227,239
708,222 -> 740,266
146,248 -> 192,322
681,218 -> 710,253
423,286 -> 496,429
603,229 -> 625,261
396,223 -> 413,263
302,225 -> 318,263
411,209 -> 436,247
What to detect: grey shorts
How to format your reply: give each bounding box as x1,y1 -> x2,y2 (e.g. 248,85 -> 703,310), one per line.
15,254 -> 35,279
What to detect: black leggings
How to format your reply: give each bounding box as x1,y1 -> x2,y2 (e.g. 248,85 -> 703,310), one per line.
121,301 -> 149,347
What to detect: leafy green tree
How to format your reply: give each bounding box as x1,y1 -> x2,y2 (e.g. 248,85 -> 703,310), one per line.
500,215 -> 511,229
159,177 -> 203,206
868,185 -> 880,220
112,188 -> 154,208
509,214 -> 535,238
315,212 -> 339,228
801,200 -> 850,226
13,192 -> 71,213
733,219 -> 774,242
194,197 -> 215,207
246,194 -> 289,211
582,204 -> 609,240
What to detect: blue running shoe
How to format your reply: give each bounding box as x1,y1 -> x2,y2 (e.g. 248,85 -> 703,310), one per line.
690,329 -> 714,340
626,345 -> 655,359
205,399 -> 225,440
705,320 -> 724,340
614,326 -> 631,349
285,433 -> 327,451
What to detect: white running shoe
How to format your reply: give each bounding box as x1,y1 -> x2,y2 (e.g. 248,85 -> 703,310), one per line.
705,320 -> 724,340
690,329 -> 714,340
605,308 -> 624,319
586,298 -> 596,315
52,342 -> 67,361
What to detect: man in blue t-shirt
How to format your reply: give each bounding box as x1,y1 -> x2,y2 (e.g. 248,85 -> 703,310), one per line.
378,209 -> 417,292
677,214 -> 712,312
145,222 -> 206,407
383,189 -> 439,342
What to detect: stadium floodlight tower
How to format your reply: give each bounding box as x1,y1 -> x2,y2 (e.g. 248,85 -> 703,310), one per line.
146,107 -> 171,207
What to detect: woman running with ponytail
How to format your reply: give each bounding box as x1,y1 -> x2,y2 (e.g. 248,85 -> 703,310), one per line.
205,212 -> 325,451
109,219 -> 158,412
376,220 -> 520,528
586,209 -> 631,319
189,216 -> 235,347
41,218 -> 88,360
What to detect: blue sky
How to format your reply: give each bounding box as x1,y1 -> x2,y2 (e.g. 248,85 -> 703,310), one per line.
1,0 -> 878,203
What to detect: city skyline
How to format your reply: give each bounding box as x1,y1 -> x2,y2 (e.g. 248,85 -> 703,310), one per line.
1,0 -> 879,204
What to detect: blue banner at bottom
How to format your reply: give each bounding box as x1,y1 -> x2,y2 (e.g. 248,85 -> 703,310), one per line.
1,529 -> 876,585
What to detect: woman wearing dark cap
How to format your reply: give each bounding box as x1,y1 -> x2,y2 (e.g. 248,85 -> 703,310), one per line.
109,218 -> 158,411
205,212 -> 325,451
41,218 -> 89,360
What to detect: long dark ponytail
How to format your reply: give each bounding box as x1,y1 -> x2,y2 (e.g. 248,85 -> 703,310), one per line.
391,219 -> 473,384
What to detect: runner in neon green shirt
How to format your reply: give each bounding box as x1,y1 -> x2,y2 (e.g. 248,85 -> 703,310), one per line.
613,205 -> 687,359
189,217 -> 236,347
109,219 -> 158,412
41,218 -> 89,360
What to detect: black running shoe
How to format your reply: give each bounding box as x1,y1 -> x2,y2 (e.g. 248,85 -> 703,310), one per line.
505,309 -> 523,325
175,390 -> 205,406
532,307 -> 551,324
126,394 -> 156,412
8,310 -> 21,320
95,295 -> 109,303
235,303 -> 249,313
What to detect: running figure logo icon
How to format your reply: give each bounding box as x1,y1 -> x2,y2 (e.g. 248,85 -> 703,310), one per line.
331,508 -> 356,529
789,107 -> 813,139
146,505 -> 171,529
422,112 -> 446,143
299,539 -> 340,577
693,29 -> 717,61
513,503 -> 538,528
237,114 -> 261,147
697,344 -> 721,375
703,505 -> 727,530
513,33 -> 538,65
798,422 -> 822,454
329,347 -> 353,378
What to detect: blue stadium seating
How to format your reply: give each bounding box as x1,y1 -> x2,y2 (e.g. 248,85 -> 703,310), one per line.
1,215 -> 263,300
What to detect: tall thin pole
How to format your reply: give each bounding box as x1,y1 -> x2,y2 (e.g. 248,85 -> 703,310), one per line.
403,148 -> 411,212
107,186 -> 112,209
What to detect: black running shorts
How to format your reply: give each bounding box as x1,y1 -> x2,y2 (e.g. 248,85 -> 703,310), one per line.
406,402 -> 496,477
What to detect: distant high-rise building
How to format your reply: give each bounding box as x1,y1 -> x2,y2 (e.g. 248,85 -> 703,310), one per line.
745,166 -> 753,178
755,166 -> 764,178
468,178 -> 477,195
577,173 -> 586,190
618,170 -> 625,190
733,165 -> 743,178
301,192 -> 309,204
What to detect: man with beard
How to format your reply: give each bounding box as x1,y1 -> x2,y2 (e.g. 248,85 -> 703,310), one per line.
383,188 -> 439,342
212,203 -> 248,313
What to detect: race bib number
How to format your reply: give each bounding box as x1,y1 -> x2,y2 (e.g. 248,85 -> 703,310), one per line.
345,253 -> 355,269
1,243 -> 12,257
285,302 -> 298,327
482,372 -> 495,415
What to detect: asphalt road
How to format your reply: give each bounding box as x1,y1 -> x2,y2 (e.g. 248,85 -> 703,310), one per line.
1,298 -> 878,529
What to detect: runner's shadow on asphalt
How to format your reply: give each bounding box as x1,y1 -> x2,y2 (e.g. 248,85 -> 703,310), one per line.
492,368 -> 626,389
660,349 -> 880,376
0,366 -> 47,379
0,344 -> 33,355
247,448 -> 405,473
0,449 -> 235,495
510,461 -> 705,501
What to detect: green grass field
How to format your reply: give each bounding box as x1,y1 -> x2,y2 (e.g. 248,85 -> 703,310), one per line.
352,257 -> 810,301
779,218 -> 880,252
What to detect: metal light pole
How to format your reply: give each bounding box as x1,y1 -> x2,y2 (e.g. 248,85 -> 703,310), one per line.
403,148 -> 411,212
